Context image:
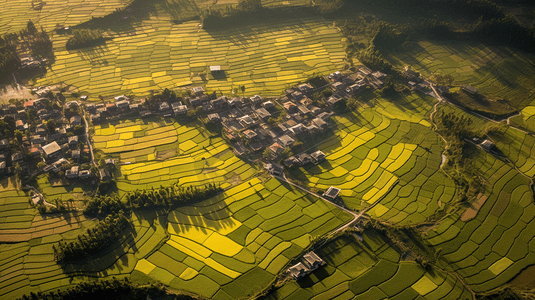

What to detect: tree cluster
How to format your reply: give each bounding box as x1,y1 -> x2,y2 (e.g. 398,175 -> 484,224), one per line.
472,15 -> 535,52
356,46 -> 393,73
53,212 -> 130,263
125,182 -> 222,209
0,35 -> 20,82
145,88 -> 182,111
17,278 -> 176,300
371,23 -> 408,50
435,111 -> 483,203
83,194 -> 128,217
65,29 -> 105,50
83,183 -> 222,217
19,20 -> 53,59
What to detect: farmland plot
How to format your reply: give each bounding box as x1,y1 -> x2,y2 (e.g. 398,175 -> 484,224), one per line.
264,234 -> 471,300
132,177 -> 352,299
290,93 -> 455,225
35,16 -> 345,97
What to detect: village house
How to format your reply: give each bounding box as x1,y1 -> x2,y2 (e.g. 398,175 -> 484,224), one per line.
298,83 -> 313,94
99,168 -> 112,181
310,150 -> 326,164
255,108 -> 271,120
283,101 -> 298,113
328,71 -> 343,81
70,115 -> 82,126
359,66 -> 373,76
288,262 -> 308,280
79,170 -> 92,179
323,186 -> 341,200
302,251 -> 325,271
327,95 -> 343,106
296,153 -> 312,165
171,102 -> 187,115
211,96 -> 228,109
115,100 -> 130,110
66,166 -> 79,179
72,149 -> 80,162
41,141 -> 62,161
278,135 -> 295,148
68,136 -> 79,148
243,129 -> 258,140
461,85 -> 478,94
0,139 -> 8,150
266,163 -> 284,177
290,90 -> 304,101
192,86 -> 204,96
250,95 -> 262,105
262,101 -> 275,110
238,115 -> 255,128
11,152 -> 23,164
312,118 -> 327,130
269,142 -> 284,155
208,113 -> 221,123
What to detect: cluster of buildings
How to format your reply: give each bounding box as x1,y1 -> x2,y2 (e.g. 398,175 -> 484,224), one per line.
0,97 -> 93,178
86,94 -> 189,124
288,251 -> 326,280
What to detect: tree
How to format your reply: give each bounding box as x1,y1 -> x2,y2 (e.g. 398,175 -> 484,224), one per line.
262,147 -> 271,159
37,162 -> 46,169
13,162 -> 22,179
45,119 -> 56,133
14,130 -> 23,143
280,147 -> 293,159
240,85 -> 245,96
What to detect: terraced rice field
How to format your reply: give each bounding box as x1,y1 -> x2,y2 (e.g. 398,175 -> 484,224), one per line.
0,0 -> 127,33
92,117 -> 258,193
491,127 -> 535,178
0,176 -> 101,299
510,106 -> 535,132
35,16 -> 345,97
0,193 -> 169,300
382,40 -> 535,109
131,177 -> 352,299
423,150 -> 535,292
265,234 -> 471,300
291,93 -> 455,225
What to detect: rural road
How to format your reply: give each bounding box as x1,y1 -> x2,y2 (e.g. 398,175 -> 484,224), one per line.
83,115 -> 96,166
272,174 -> 372,233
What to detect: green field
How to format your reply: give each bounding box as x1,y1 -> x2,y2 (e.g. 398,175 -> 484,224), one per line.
382,40 -> 535,109
423,149 -> 535,292
34,15 -> 346,97
133,177 -> 352,298
0,0 -> 128,33
265,233 -> 472,300
92,117 -> 259,193
290,92 -> 455,225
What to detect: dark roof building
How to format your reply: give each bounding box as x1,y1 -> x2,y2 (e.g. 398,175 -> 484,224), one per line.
323,186 -> 341,200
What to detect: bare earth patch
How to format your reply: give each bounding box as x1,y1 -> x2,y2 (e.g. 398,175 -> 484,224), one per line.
460,193 -> 488,221
0,84 -> 36,103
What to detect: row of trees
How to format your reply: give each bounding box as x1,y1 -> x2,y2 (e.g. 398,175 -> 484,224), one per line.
0,20 -> 53,82
53,212 -> 130,263
65,29 -> 105,50
345,0 -> 504,20
125,182 -> 222,208
472,15 -> 535,53
0,35 -> 20,82
435,111 -> 483,203
17,278 -> 178,300
84,183 -> 223,216
19,20 -> 53,58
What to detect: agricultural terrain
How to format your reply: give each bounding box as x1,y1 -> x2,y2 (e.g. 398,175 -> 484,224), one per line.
3,0 -> 535,299
34,16 -> 345,97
